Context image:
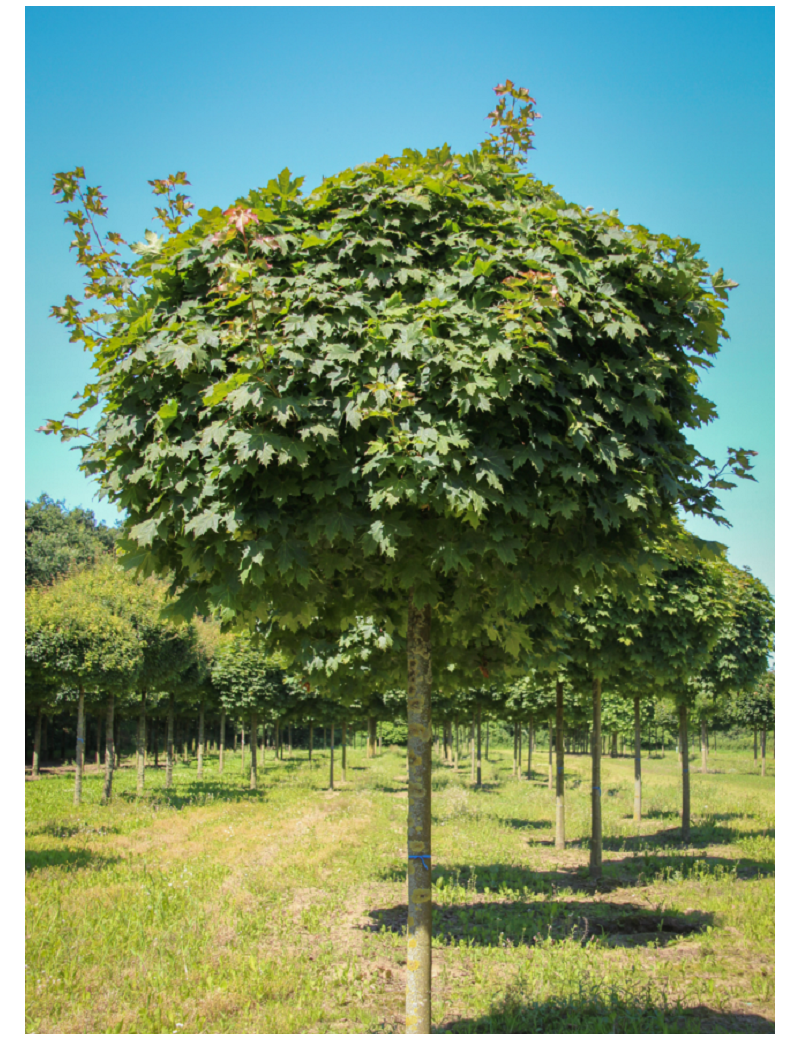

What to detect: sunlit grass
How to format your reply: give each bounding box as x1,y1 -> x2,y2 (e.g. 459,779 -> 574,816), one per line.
26,742 -> 774,1033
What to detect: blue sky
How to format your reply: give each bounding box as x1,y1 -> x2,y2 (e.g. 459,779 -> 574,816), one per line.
26,5 -> 775,594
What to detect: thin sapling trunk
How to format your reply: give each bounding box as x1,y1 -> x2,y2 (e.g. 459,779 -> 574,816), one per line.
166,693 -> 175,789
33,706 -> 42,777
197,705 -> 205,780
555,683 -> 566,850
633,695 -> 642,825
136,689 -> 147,795
679,703 -> 690,842
250,711 -> 258,790
589,678 -> 602,876
102,693 -> 115,804
405,594 -> 432,1036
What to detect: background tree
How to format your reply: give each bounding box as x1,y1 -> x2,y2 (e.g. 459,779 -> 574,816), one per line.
25,560 -> 143,804
26,494 -> 117,587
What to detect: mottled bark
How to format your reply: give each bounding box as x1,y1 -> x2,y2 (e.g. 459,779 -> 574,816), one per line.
405,594 -> 432,1036
476,706 -> 482,788
341,721 -> 348,782
679,703 -> 690,842
197,705 -> 205,780
611,732 -> 618,758
32,706 -> 42,777
165,693 -> 175,789
555,682 -> 566,850
548,720 -> 553,791
250,711 -> 258,790
589,678 -> 602,876
219,712 -> 226,774
633,696 -> 642,825
102,694 -> 115,804
329,724 -> 335,790
136,690 -> 147,795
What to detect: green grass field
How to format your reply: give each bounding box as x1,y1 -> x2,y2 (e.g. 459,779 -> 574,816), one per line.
25,743 -> 774,1033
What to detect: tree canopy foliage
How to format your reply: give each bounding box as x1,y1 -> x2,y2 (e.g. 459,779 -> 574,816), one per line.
25,494 -> 117,587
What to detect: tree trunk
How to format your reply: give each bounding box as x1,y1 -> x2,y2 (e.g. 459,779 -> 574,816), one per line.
197,706 -> 205,780
589,678 -> 602,876
486,722 -> 490,763
368,716 -> 377,759
633,695 -> 642,825
379,721 -> 383,754
153,718 -> 159,770
405,593 -> 432,1036
242,722 -> 247,770
165,693 -> 175,789
476,706 -> 482,788
701,718 -> 708,774
94,715 -> 101,767
341,721 -> 348,781
329,724 -> 335,790
262,718 -> 267,767
102,693 -> 115,803
527,717 -> 533,781
73,686 -> 86,805
753,727 -> 758,765
679,703 -> 690,842
114,715 -> 121,769
761,727 -> 766,777
512,723 -> 518,780
470,718 -> 475,782
32,706 -> 42,777
41,713 -> 48,766
182,720 -> 189,765
250,711 -> 258,790
611,731 -> 618,758
136,690 -> 146,795
219,712 -> 226,774
555,683 -> 565,850
548,720 -> 553,791
288,723 -> 293,758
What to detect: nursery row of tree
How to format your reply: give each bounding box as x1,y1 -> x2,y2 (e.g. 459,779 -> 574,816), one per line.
26,534 -> 774,827
37,81 -> 775,1034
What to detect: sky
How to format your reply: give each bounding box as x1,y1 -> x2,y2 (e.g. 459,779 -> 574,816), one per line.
25,5 -> 775,596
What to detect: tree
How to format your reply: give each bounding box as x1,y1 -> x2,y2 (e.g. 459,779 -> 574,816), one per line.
26,494 -> 117,587
45,82 -> 749,1034
25,560 -> 143,803
211,632 -> 287,789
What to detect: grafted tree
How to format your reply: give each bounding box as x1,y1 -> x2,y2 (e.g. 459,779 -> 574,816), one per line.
45,81 -> 748,1033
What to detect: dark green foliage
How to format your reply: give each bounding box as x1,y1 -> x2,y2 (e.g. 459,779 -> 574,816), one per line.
47,105 -> 745,651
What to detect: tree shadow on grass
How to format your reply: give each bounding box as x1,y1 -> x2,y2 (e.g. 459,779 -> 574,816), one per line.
375,853 -> 768,894
116,782 -> 268,809
437,994 -> 774,1034
25,847 -> 121,872
365,898 -> 712,949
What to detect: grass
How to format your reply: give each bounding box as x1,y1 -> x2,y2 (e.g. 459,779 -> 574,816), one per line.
25,742 -> 774,1033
